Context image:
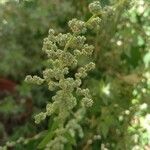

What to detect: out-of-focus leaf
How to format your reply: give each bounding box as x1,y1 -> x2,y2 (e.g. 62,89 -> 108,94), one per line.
0,97 -> 20,114
37,119 -> 59,149
64,132 -> 76,145
143,51 -> 150,68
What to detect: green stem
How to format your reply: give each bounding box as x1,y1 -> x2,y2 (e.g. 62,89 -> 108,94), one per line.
64,33 -> 76,51
85,14 -> 97,26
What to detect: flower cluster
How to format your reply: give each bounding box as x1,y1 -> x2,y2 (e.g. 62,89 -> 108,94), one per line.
25,75 -> 44,85
89,1 -> 102,15
25,1 -> 102,149
68,18 -> 86,34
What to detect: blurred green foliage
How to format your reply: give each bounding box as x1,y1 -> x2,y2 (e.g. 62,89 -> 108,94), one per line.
0,0 -> 150,149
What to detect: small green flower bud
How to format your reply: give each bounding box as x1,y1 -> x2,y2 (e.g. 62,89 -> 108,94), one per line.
42,40 -> 57,51
93,134 -> 101,140
25,75 -> 44,85
48,29 -> 55,35
53,68 -> 65,80
103,6 -> 114,17
70,36 -> 86,49
50,60 -> 60,68
88,17 -> 101,29
81,98 -> 93,107
48,81 -> 58,91
76,88 -> 82,95
85,62 -> 95,71
71,58 -> 78,68
46,103 -> 54,116
82,44 -> 94,55
6,141 -> 15,147
58,110 -> 70,121
68,18 -> 86,34
76,67 -> 87,78
81,88 -> 90,97
59,78 -> 75,92
47,29 -> 56,42
35,112 -> 46,124
56,33 -> 71,46
60,51 -> 77,67
74,79 -> 82,87
76,88 -> 91,98
45,50 -> 57,58
74,49 -> 82,56
43,69 -> 54,79
89,1 -> 102,15
63,67 -> 69,75
69,96 -> 77,109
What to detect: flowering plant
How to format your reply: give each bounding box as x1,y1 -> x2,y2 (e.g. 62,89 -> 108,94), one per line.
24,1 -> 103,149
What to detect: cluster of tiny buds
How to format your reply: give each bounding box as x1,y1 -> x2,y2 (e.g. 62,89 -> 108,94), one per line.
0,131 -> 47,150
25,75 -> 44,85
68,18 -> 86,34
89,1 -> 102,15
34,112 -> 46,124
24,1 -> 103,149
25,16 -> 96,123
87,17 -> 101,29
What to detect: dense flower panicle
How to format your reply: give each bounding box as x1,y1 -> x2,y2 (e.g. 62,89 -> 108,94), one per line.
24,1 -> 103,149
1,0 -> 149,149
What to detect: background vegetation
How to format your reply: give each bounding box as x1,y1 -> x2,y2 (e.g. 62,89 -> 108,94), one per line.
0,0 -> 150,149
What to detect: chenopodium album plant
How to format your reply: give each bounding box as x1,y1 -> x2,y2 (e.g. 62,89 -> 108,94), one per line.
25,1 -> 101,149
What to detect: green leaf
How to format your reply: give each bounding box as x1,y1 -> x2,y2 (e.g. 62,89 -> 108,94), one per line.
37,120 -> 59,149
143,51 -> 150,68
65,143 -> 73,150
37,131 -> 54,149
101,124 -> 109,138
0,97 -> 21,114
128,46 -> 142,68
